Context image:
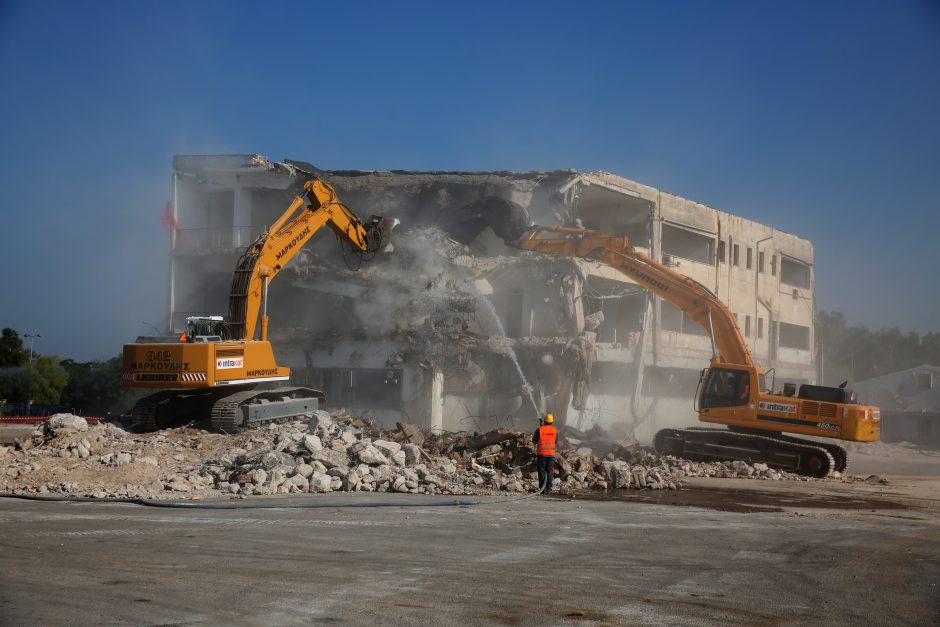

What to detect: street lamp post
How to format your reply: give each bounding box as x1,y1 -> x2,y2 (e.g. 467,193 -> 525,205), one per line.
24,333 -> 41,362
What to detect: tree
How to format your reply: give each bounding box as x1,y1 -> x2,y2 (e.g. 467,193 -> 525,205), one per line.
0,328 -> 26,368
0,366 -> 35,403
28,355 -> 68,404
61,356 -> 135,414
0,355 -> 68,404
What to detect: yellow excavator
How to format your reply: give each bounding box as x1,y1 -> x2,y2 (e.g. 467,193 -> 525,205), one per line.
122,177 -> 394,432
513,226 -> 880,477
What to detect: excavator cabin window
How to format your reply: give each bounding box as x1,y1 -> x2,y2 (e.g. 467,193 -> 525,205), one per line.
701,368 -> 751,408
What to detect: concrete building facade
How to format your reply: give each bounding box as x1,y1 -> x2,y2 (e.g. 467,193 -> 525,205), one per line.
166,154 -> 817,442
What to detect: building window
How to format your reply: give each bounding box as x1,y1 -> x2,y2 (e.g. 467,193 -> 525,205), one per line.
758,251 -> 765,273
746,247 -> 753,270
758,317 -> 764,339
732,244 -> 740,266
662,224 -> 714,265
771,254 -> 777,276
781,257 -> 811,289
718,240 -> 726,263
745,315 -> 751,337
915,372 -> 933,390
778,322 -> 810,350
661,301 -> 706,336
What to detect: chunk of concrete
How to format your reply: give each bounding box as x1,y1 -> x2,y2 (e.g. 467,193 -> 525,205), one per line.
373,440 -> 401,458
303,434 -> 323,452
602,461 -> 631,489
358,445 -> 389,466
310,473 -> 333,493
293,463 -> 314,478
396,421 -> 425,446
309,447 -> 348,469
307,410 -> 332,435
45,414 -> 88,434
402,443 -> 423,466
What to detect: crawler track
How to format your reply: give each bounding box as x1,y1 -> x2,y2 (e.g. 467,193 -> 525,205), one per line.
209,387 -> 324,434
654,427 -> 836,478
127,391 -> 178,432
127,387 -> 324,434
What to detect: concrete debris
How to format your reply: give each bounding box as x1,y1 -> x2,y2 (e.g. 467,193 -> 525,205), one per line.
44,413 -> 89,435
0,413 -> 822,500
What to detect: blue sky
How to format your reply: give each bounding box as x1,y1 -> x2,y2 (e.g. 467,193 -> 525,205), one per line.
0,0 -> 938,360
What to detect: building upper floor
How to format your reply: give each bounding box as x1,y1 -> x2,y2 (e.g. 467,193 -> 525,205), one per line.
167,154 -> 816,375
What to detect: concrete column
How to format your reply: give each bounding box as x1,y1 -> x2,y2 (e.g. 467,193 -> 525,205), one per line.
167,172 -> 178,333
430,370 -> 444,434
233,188 -> 252,249
651,199 -> 661,364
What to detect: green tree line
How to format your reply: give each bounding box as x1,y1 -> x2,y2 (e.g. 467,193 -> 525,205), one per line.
0,327 -> 137,414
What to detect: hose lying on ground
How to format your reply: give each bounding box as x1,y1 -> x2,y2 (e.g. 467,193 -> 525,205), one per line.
0,484 -> 550,509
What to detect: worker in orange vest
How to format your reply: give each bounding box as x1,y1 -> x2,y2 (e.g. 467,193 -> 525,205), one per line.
532,413 -> 557,494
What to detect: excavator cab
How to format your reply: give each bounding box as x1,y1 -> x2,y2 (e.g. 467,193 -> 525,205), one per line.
700,367 -> 751,409
185,316 -> 227,342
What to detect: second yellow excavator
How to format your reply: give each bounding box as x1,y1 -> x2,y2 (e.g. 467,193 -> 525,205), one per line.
122,177 -> 395,432
513,226 -> 880,477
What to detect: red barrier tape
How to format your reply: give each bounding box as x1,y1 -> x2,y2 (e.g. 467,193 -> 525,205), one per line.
0,416 -> 104,425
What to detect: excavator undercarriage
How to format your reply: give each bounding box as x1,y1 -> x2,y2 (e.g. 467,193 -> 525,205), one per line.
654,427 -> 846,478
127,386 -> 324,433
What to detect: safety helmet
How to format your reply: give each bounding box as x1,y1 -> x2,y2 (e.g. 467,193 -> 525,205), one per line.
544,413 -> 554,424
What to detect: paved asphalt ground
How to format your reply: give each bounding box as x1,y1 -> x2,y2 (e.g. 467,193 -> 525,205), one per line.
1,476 -> 938,626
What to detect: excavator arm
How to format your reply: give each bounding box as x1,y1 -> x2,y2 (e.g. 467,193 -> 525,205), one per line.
514,226 -> 754,368
226,178 -> 393,341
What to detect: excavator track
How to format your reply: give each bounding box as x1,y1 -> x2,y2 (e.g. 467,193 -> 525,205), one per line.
772,433 -> 848,473
654,427 -> 835,478
209,386 -> 324,434
127,390 -> 179,432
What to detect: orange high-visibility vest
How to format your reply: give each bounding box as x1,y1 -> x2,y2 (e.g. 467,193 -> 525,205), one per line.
536,425 -> 557,456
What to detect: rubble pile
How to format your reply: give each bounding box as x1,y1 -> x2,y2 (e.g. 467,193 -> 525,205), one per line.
0,413 -> 813,500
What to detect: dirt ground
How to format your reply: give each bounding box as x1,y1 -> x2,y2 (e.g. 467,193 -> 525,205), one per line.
1,465 -> 938,625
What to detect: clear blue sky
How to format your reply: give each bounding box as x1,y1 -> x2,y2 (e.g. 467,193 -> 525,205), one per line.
1,0 -> 938,360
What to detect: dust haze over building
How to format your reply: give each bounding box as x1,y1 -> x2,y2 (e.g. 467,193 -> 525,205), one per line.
169,154 -> 817,441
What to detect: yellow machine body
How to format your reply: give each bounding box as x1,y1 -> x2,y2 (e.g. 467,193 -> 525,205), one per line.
122,340 -> 288,389
697,364 -> 880,443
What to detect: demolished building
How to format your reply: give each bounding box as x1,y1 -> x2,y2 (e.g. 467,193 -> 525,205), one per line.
165,154 -> 817,442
